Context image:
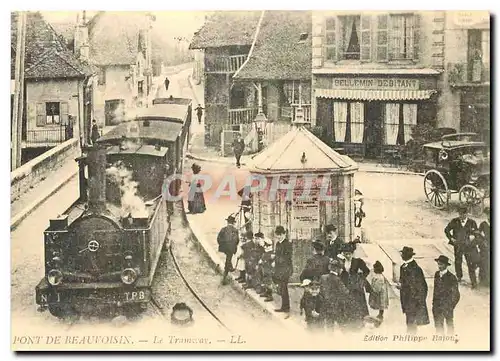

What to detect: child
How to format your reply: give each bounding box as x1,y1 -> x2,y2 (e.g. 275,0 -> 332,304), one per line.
299,279 -> 323,331
368,261 -> 390,322
245,232 -> 265,290
240,232 -> 255,289
258,240 -> 275,302
354,189 -> 365,227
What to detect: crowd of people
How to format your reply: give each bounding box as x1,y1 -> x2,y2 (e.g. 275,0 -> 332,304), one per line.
215,203 -> 490,336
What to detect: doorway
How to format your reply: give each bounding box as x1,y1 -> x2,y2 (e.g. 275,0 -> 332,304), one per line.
364,102 -> 384,158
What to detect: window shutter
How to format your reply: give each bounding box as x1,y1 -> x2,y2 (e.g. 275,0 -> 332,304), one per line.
60,102 -> 69,125
376,14 -> 389,62
413,13 -> 421,61
324,16 -> 337,62
360,15 -> 372,62
36,102 -> 45,127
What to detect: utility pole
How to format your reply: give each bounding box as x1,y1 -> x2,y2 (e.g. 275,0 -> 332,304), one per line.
11,11 -> 26,170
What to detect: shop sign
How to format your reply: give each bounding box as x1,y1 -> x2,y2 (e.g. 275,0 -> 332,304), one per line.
333,78 -> 419,90
451,11 -> 490,28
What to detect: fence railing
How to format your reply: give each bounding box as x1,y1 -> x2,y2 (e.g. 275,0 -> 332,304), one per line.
281,104 -> 312,123
205,54 -> 247,73
228,107 -> 258,125
25,126 -> 71,145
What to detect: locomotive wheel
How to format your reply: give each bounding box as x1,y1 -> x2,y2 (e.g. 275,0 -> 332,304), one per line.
424,170 -> 449,209
459,184 -> 483,206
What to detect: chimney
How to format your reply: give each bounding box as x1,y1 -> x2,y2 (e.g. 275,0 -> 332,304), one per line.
74,11 -> 89,61
87,145 -> 107,213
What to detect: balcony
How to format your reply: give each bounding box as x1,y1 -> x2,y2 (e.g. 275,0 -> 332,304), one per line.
448,62 -> 490,87
205,54 -> 247,74
228,107 -> 258,125
281,104 -> 312,123
22,126 -> 71,148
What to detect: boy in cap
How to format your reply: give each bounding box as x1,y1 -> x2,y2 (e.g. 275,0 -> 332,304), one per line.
217,215 -> 240,285
300,240 -> 330,282
239,231 -> 255,288
258,239 -> 275,302
299,279 -> 324,331
444,205 -> 479,287
432,255 -> 460,335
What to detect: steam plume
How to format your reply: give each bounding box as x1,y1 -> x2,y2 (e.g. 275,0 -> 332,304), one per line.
106,161 -> 148,218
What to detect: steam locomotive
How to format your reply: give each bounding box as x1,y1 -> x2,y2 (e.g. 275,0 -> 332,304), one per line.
35,98 -> 192,318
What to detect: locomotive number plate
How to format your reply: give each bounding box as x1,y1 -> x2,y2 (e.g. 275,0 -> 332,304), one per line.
122,289 -> 150,302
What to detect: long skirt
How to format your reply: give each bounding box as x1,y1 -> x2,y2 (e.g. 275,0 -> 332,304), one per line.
188,191 -> 206,214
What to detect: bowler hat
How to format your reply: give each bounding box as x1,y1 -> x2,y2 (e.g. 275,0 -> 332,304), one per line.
373,261 -> 384,273
226,215 -> 236,224
400,246 -> 415,257
274,225 -> 286,235
254,231 -> 264,238
324,224 -> 337,233
312,240 -> 325,251
435,255 -> 451,266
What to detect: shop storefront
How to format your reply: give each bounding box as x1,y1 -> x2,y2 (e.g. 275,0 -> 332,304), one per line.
314,73 -> 439,158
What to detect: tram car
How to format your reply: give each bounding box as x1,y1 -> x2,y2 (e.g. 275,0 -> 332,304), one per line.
35,98 -> 192,319
422,133 -> 490,210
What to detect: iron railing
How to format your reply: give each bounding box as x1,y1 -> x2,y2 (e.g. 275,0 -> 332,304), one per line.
228,107 -> 258,125
25,125 -> 70,145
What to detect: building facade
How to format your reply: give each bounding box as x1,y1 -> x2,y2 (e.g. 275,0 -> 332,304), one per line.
442,11 -> 490,143
11,12 -> 96,155
311,11 -> 445,158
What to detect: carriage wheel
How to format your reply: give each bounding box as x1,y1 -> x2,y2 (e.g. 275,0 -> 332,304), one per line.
423,170 -> 449,209
459,184 -> 483,206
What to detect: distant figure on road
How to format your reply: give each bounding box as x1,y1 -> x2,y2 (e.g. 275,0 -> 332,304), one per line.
232,133 -> 245,168
432,255 -> 460,335
195,105 -> 204,124
164,77 -> 170,91
90,119 -> 100,145
397,246 -> 430,334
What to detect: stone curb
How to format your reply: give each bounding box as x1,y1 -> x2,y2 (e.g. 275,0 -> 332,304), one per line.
10,169 -> 78,230
181,207 -> 306,333
187,152 -> 424,176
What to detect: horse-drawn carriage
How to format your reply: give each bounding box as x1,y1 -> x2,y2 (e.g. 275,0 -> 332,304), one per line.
422,133 -> 490,210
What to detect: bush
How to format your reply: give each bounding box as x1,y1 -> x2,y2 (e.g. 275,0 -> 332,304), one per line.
311,125 -> 335,148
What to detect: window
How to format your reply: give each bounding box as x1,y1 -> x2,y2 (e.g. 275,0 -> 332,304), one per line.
324,17 -> 337,61
46,102 -> 60,124
389,14 -> 416,60
98,67 -> 106,85
339,16 -> 361,60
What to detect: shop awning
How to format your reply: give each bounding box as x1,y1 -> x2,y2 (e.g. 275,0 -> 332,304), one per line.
315,89 -> 437,101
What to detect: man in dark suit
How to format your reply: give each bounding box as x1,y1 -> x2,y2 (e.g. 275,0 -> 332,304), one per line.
273,225 -> 293,315
300,241 -> 330,282
432,255 -> 460,335
320,259 -> 351,331
444,206 -> 479,288
397,246 -> 430,334
217,215 -> 240,285
164,77 -> 170,91
324,224 -> 344,260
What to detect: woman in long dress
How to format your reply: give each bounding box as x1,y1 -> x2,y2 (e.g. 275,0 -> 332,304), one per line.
187,163 -> 206,214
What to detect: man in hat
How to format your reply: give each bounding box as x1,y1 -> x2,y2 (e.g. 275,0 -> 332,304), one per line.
432,255 -> 460,335
232,133 -> 245,168
245,232 -> 265,290
477,207 -> 490,287
300,240 -> 330,282
273,225 -> 293,314
164,77 -> 170,91
320,259 -> 351,331
444,206 -> 479,288
217,215 -> 240,285
194,104 -> 204,124
397,246 -> 430,334
324,224 -> 344,260
299,279 -> 324,331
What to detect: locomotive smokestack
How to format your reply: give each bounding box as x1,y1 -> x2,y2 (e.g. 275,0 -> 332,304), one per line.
87,145 -> 107,213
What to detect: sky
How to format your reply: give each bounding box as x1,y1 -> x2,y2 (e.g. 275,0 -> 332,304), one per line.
41,11 -> 207,46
